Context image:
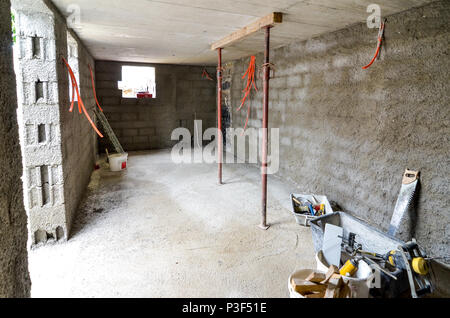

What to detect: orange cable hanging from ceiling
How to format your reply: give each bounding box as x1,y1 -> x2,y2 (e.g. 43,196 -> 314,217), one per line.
237,55 -> 258,131
362,19 -> 386,69
61,57 -> 104,138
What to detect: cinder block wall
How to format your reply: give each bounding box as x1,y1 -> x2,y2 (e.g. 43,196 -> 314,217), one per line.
0,0 -> 31,297
95,61 -> 216,152
54,21 -> 98,236
13,0 -> 97,244
229,1 -> 449,259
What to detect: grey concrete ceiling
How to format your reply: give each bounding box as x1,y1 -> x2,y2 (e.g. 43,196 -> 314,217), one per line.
49,0 -> 434,65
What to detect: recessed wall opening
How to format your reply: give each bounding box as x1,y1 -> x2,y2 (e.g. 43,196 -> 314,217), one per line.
35,80 -> 44,102
118,66 -> 156,99
37,124 -> 46,143
32,36 -> 41,58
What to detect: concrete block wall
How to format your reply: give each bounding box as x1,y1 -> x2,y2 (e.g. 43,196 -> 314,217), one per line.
229,1 -> 450,260
54,17 -> 97,237
13,0 -> 97,245
0,0 -> 31,297
13,0 -> 67,245
95,61 -> 216,152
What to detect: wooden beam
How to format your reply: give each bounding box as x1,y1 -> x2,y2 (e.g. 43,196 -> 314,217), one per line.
211,12 -> 283,50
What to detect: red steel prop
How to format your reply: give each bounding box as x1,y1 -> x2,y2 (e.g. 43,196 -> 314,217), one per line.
259,26 -> 271,230
217,48 -> 223,185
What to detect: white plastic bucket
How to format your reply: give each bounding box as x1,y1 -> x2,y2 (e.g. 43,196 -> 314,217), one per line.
108,153 -> 128,172
315,251 -> 371,298
288,269 -> 317,298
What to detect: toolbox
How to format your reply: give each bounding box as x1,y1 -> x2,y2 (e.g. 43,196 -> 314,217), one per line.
290,193 -> 334,227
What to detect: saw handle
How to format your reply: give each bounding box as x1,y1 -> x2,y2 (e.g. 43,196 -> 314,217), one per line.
402,169 -> 419,185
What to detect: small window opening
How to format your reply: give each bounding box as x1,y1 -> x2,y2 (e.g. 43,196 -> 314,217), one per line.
67,32 -> 79,102
118,66 -> 156,99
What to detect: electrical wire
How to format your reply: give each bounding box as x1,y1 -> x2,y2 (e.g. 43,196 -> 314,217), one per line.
62,57 -> 104,138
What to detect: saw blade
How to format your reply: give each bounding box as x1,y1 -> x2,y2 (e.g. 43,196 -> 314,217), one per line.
388,180 -> 418,239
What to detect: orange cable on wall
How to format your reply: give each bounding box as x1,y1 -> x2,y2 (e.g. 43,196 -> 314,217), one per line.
362,19 -> 386,69
89,64 -> 103,112
61,57 -> 104,138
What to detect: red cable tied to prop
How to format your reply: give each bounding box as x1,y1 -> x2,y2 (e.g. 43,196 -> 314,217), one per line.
237,55 -> 258,131
362,19 -> 386,70
61,57 -> 103,138
202,68 -> 214,81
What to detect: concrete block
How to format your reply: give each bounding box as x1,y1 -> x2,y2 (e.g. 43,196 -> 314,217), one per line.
96,72 -> 118,81
123,129 -> 138,137
121,113 -> 138,121
107,113 -> 121,121
101,97 -> 121,105
97,88 -> 122,98
96,80 -> 117,89
139,128 -> 155,136
121,98 -> 137,105
133,136 -> 148,144
118,136 -> 133,144
16,11 -> 55,39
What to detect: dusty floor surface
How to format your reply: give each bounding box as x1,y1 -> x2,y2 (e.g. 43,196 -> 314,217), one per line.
29,150 -> 316,297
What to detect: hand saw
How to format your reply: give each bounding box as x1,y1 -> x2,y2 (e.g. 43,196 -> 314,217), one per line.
388,169 -> 420,241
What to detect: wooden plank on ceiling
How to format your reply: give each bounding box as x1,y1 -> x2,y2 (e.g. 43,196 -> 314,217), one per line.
211,12 -> 283,50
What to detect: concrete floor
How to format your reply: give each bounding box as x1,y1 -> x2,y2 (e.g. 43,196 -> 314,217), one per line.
29,150 -> 316,298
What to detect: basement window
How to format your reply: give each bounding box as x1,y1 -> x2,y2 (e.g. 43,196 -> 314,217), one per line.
67,32 -> 79,101
118,66 -> 156,99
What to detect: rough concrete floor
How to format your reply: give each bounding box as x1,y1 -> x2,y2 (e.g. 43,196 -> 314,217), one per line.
29,150 -> 316,297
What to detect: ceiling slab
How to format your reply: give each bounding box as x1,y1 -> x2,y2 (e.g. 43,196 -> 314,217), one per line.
49,0 -> 434,65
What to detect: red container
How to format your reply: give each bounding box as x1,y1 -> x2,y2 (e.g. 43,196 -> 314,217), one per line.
137,92 -> 153,99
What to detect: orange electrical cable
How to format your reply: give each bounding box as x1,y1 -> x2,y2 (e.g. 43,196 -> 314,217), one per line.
88,64 -> 103,112
69,75 -> 75,113
237,56 -> 257,132
362,20 -> 386,70
62,57 -> 104,138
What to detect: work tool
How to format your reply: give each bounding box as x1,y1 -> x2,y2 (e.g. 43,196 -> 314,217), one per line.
388,239 -> 433,298
388,169 -> 420,241
339,259 -> 359,277
362,255 -> 398,280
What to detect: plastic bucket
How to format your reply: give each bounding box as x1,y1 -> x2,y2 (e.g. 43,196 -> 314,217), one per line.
315,250 -> 371,298
108,153 -> 128,172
